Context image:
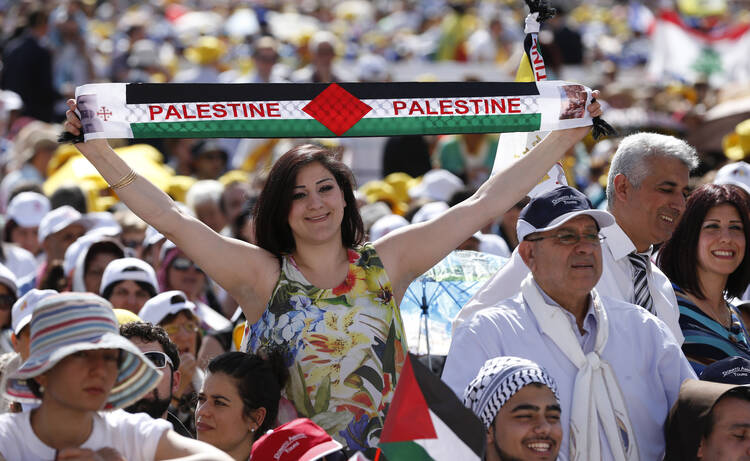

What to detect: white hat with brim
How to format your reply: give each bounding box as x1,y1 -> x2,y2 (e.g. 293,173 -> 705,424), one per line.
714,161 -> 750,196
4,292 -> 161,410
139,290 -> 197,325
408,169 -> 464,203
7,192 -> 50,228
37,205 -> 92,243
11,289 -> 57,335
99,257 -> 158,295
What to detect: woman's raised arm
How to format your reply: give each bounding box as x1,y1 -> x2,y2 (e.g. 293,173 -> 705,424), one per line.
64,100 -> 278,322
376,94 -> 603,303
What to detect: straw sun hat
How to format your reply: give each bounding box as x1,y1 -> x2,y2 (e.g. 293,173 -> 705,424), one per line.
3,292 -> 161,410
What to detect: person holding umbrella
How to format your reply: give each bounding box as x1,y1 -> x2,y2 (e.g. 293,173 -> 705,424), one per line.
62,95 -> 602,455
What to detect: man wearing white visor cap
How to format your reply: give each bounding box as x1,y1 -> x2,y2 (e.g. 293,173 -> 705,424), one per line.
444,186 -> 695,461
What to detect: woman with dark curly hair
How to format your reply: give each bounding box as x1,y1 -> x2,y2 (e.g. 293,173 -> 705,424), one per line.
196,351 -> 288,460
657,183 -> 750,374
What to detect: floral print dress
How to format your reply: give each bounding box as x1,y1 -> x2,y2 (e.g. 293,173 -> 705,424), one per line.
241,243 -> 408,456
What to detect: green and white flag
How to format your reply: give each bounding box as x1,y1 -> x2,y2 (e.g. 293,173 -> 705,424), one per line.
74,81 -> 597,141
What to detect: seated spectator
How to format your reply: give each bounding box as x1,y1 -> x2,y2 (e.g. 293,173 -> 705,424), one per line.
9,289 -> 57,360
250,418 -> 347,461
157,242 -> 231,332
100,257 -> 159,314
140,290 -> 205,436
191,142 -> 228,181
463,357 -> 562,461
0,122 -> 58,208
38,204 -> 89,260
65,234 -> 125,294
186,179 -> 226,233
0,292 -> 231,460
0,264 -> 18,354
434,133 -> 498,188
48,184 -> 87,213
657,184 -> 750,374
120,321 -> 192,438
4,191 -> 49,259
196,351 -> 289,459
443,186 -> 695,460
664,379 -> 750,461
113,208 -> 147,258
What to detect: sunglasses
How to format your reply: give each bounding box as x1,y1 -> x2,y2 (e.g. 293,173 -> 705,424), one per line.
163,321 -> 200,336
0,294 -> 15,311
144,351 -> 174,369
171,257 -> 203,272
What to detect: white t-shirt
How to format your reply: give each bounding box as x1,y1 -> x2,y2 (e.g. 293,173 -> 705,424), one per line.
0,409 -> 171,461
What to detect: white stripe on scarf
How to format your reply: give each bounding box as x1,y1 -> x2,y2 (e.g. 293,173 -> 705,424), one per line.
521,275 -> 639,461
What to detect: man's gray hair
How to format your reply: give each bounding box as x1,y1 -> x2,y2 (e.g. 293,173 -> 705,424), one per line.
606,132 -> 699,206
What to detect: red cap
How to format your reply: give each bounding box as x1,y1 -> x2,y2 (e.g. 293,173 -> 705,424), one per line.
250,418 -> 344,461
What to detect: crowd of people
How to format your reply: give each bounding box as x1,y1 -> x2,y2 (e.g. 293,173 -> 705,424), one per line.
0,0 -> 749,460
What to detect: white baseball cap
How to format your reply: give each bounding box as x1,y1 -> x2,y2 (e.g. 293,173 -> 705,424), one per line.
411,201 -> 449,224
85,211 -> 123,237
37,205 -> 91,243
99,258 -> 158,295
714,161 -> 750,195
369,214 -> 409,241
408,169 -> 465,202
7,192 -> 50,228
139,290 -> 197,325
11,289 -> 58,335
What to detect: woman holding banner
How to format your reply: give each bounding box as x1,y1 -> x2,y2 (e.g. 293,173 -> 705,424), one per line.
63,93 -> 601,456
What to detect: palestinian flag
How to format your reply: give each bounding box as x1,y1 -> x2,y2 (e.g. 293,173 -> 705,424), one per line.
378,353 -> 484,461
492,8 -> 568,197
73,80 -> 597,141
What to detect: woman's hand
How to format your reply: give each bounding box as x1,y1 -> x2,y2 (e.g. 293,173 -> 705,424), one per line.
63,99 -> 109,155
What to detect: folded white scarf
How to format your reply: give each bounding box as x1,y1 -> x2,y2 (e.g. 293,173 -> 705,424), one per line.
521,275 -> 638,461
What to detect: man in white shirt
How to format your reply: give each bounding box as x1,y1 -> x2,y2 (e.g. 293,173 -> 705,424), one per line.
443,186 -> 696,461
454,133 -> 699,343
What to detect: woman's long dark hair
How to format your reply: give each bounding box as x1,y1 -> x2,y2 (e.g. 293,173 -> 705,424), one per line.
207,350 -> 289,435
657,183 -> 750,299
253,144 -> 364,257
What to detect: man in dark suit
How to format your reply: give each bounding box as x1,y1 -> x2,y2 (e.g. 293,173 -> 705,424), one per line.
1,8 -> 59,122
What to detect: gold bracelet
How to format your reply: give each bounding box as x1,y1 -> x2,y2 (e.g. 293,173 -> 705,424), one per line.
109,169 -> 137,190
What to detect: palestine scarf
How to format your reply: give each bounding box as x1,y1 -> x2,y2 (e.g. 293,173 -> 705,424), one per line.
61,79 -> 613,143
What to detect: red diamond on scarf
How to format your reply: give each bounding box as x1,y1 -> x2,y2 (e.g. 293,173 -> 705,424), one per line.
302,83 -> 372,136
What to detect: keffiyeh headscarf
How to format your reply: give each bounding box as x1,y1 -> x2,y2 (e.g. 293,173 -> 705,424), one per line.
463,356 -> 559,429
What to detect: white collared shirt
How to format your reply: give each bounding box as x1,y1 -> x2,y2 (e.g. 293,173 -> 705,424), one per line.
453,222 -> 684,344
442,286 -> 695,461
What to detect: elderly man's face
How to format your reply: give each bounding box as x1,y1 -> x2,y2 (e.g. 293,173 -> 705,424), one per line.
521,215 -> 602,303
487,383 -> 562,461
698,396 -> 750,461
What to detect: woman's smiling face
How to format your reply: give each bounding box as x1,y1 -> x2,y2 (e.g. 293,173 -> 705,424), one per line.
286,162 -> 346,247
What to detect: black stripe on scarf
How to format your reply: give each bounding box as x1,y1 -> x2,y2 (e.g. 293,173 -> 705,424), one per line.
125,82 -> 541,104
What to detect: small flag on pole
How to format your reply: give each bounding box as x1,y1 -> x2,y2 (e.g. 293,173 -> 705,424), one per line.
378,353 -> 485,461
492,4 -> 568,197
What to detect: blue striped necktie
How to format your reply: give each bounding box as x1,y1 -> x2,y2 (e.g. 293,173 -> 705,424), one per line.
628,252 -> 654,314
